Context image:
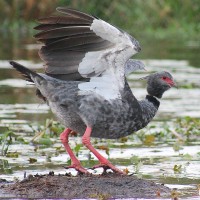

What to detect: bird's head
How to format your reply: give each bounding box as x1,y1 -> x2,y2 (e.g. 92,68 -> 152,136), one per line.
140,71 -> 177,98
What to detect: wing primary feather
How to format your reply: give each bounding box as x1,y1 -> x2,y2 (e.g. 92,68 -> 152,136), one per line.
37,16 -> 92,25
56,7 -> 94,21
34,26 -> 91,39
43,35 -> 104,51
66,40 -> 114,51
34,24 -> 67,31
37,33 -> 96,45
46,64 -> 79,74
45,72 -> 87,81
39,48 -> 85,60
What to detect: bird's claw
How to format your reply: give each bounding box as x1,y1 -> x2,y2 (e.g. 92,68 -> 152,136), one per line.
91,163 -> 126,175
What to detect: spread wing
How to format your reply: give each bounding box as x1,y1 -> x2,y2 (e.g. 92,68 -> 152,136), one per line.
35,7 -> 141,100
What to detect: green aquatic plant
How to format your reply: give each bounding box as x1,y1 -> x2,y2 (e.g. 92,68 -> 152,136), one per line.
175,116 -> 200,141
0,129 -> 16,156
131,155 -> 143,177
73,143 -> 82,157
30,119 -> 65,146
0,159 -> 12,174
173,141 -> 184,152
5,152 -> 19,158
173,164 -> 182,173
173,162 -> 190,175
31,119 -> 64,139
135,116 -> 200,145
28,157 -> 37,164
30,117 -> 200,150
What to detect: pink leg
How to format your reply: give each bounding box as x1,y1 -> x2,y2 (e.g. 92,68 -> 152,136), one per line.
60,128 -> 88,174
82,127 -> 125,174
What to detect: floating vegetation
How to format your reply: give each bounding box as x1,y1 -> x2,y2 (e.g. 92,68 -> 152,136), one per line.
0,117 -> 199,199
175,116 -> 200,141
135,116 -> 200,145
28,158 -> 37,164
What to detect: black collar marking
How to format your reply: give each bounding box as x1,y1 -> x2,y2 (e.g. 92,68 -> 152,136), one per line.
146,95 -> 160,109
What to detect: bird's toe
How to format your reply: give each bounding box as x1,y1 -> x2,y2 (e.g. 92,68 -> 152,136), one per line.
64,164 -> 90,174
91,163 -> 126,175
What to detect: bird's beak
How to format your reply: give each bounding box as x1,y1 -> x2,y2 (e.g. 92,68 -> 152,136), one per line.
170,80 -> 178,88
139,74 -> 149,80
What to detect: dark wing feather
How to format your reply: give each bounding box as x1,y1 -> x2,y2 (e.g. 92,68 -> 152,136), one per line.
35,8 -> 112,81
34,24 -> 67,31
45,72 -> 86,81
40,49 -> 85,74
56,7 -> 95,21
39,49 -> 85,63
45,64 -> 79,74
35,27 -> 92,39
37,15 -> 92,25
43,34 -> 103,51
66,41 -> 114,51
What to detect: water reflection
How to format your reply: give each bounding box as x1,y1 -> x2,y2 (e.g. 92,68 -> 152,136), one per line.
0,32 -> 38,61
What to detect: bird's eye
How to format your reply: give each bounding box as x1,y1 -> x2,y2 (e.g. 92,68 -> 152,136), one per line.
162,77 -> 167,80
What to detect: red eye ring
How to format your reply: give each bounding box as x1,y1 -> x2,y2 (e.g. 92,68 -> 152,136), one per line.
162,77 -> 167,80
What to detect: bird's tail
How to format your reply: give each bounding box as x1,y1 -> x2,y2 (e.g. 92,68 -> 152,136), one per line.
10,61 -> 44,83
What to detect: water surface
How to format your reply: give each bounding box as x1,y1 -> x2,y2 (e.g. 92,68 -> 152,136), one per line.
0,35 -> 200,199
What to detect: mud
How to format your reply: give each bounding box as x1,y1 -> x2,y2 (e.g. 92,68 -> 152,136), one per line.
0,172 -> 171,199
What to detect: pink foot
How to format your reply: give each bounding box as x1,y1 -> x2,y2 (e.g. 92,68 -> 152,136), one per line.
91,162 -> 125,174
60,128 -> 89,174
82,127 -> 126,175
64,163 -> 89,174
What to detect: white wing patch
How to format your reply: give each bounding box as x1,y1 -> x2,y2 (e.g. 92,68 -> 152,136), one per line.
78,51 -> 106,77
78,75 -> 122,100
78,18 -> 139,101
90,19 -> 133,47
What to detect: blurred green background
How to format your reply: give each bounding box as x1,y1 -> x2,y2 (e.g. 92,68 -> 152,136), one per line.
0,0 -> 199,66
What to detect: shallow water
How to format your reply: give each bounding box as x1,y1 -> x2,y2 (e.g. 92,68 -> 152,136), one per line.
0,36 -> 200,199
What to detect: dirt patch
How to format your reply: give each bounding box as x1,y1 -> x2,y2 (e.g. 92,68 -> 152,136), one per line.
0,172 -> 171,199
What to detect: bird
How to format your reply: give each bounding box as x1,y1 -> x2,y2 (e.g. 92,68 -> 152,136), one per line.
10,7 -> 176,175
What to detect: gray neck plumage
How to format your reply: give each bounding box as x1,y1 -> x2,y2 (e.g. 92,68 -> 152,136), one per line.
139,95 -> 160,126
121,78 -> 160,128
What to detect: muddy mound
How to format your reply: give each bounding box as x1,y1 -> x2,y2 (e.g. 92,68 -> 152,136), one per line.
1,172 -> 170,199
